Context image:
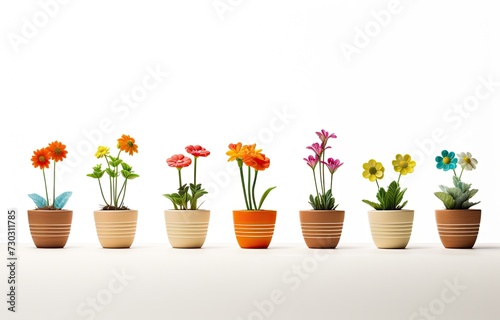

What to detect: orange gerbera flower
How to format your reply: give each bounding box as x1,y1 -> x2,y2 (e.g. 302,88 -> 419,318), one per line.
117,134 -> 138,156
31,148 -> 51,169
47,141 -> 68,162
243,152 -> 270,171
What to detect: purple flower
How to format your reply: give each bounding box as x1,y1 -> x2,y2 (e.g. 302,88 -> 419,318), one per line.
307,142 -> 330,156
303,155 -> 319,169
316,129 -> 337,145
322,158 -> 343,174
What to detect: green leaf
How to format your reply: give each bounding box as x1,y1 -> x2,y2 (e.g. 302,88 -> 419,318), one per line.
454,191 -> 470,208
28,193 -> 47,208
87,173 -> 98,179
462,201 -> 480,209
126,174 -> 139,180
105,168 -> 118,178
469,189 -> 478,199
362,199 -> 382,210
446,187 -> 463,200
435,192 -> 455,209
257,186 -> 276,210
54,192 -> 72,209
121,162 -> 132,171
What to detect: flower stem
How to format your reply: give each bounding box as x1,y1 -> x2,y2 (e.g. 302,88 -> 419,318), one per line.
177,168 -> 182,188
238,162 -> 249,210
312,168 -> 320,199
252,170 -> 258,210
53,161 -> 56,208
330,173 -> 333,193
42,169 -> 49,207
105,156 -> 112,208
97,178 -> 109,206
116,179 -> 128,207
193,157 -> 198,186
397,173 -> 401,186
459,167 -> 464,180
375,180 -> 380,191
247,166 -> 253,210
119,180 -> 128,209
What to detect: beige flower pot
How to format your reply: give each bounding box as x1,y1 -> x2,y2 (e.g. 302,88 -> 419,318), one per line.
28,209 -> 72,248
368,210 -> 414,249
164,210 -> 210,248
94,210 -> 138,248
299,210 -> 345,249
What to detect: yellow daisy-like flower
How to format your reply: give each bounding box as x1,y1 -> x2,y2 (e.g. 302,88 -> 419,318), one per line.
362,159 -> 384,182
392,154 -> 416,175
95,146 -> 110,159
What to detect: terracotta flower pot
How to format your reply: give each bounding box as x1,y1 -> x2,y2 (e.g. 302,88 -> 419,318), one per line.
435,209 -> 481,249
299,210 -> 345,249
368,210 -> 414,249
27,209 -> 72,248
164,209 -> 210,248
233,210 -> 277,249
94,210 -> 138,248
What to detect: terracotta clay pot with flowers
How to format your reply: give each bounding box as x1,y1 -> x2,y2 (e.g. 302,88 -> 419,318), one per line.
300,129 -> 345,249
28,141 -> 73,248
434,150 -> 481,249
163,145 -> 211,249
87,134 -> 140,249
226,143 -> 276,249
362,154 -> 416,249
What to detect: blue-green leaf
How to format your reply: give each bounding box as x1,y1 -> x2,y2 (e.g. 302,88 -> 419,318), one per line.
28,193 -> 47,208
55,192 -> 72,209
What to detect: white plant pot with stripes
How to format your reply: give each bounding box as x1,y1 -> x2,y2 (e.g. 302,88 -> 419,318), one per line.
368,210 -> 414,249
164,210 -> 210,248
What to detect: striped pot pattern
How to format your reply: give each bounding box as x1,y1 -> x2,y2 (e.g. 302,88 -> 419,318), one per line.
28,210 -> 72,248
94,210 -> 138,248
233,210 -> 277,249
299,210 -> 345,249
368,210 -> 414,249
164,210 -> 210,248
435,209 -> 481,249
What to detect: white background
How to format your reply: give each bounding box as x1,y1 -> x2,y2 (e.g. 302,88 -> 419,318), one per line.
1,0 -> 500,246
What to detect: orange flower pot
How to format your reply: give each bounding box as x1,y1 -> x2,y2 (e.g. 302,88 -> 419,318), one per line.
233,210 -> 277,249
435,209 -> 481,249
299,210 -> 345,249
28,209 -> 73,248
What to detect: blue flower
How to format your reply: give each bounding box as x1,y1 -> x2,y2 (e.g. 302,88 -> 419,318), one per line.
435,150 -> 458,171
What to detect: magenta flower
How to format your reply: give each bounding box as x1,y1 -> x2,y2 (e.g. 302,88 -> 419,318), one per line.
316,129 -> 337,145
303,155 -> 319,169
322,158 -> 344,174
307,142 -> 330,156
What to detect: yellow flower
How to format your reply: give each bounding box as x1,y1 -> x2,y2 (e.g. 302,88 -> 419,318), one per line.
95,146 -> 110,159
226,142 -> 244,162
362,159 -> 384,182
392,154 -> 416,175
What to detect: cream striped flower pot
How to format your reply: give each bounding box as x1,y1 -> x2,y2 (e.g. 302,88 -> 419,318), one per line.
94,210 -> 138,248
164,210 -> 210,248
368,210 -> 414,249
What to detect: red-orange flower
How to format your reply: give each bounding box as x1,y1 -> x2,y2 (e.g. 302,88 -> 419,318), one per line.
118,134 -> 138,156
186,145 -> 210,157
31,148 -> 51,169
243,152 -> 270,171
226,142 -> 244,162
167,154 -> 192,168
47,141 -> 67,162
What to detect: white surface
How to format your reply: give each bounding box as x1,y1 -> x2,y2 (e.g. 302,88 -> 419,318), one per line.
1,1 -> 500,245
1,243 -> 500,320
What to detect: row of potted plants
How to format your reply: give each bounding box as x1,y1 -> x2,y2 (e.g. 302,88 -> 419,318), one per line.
27,131 -> 481,250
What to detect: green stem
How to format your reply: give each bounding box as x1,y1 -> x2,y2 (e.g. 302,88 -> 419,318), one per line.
459,168 -> 464,180
376,180 -> 380,191
105,156 -> 112,207
194,157 -> 198,186
252,170 -> 258,210
452,169 -> 457,178
312,168 -> 320,199
119,180 -> 128,209
247,166 -> 253,210
397,173 -> 401,186
238,162 -> 249,210
42,169 -> 49,207
330,173 -> 333,193
116,179 -> 128,206
177,168 -> 182,188
52,161 -> 56,207
97,178 -> 109,206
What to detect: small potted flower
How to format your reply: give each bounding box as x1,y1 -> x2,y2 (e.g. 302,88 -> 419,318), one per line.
226,143 -> 276,249
28,141 -> 73,248
87,134 -> 139,249
434,150 -> 480,249
163,145 -> 211,249
362,154 -> 416,249
300,129 -> 344,249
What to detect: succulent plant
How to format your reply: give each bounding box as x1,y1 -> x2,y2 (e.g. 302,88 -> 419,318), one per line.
435,175 -> 480,209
